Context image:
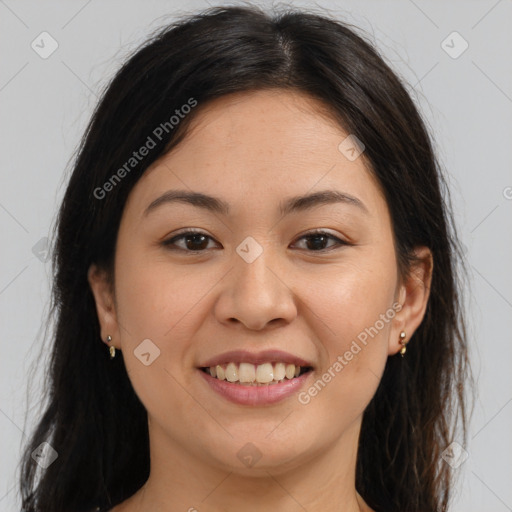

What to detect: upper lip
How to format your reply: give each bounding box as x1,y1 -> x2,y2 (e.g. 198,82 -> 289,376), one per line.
199,349 -> 314,368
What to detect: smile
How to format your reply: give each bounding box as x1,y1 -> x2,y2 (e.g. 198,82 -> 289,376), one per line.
201,362 -> 312,385
198,364 -> 314,406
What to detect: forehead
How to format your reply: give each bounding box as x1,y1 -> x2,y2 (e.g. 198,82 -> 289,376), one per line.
174,89 -> 352,162
126,89 -> 389,222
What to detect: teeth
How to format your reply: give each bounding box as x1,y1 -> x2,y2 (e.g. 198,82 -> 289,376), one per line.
225,362 -> 238,382
215,365 -> 225,380
256,362 -> 274,383
285,364 -> 295,379
274,362 -> 286,381
205,362 -> 309,384
239,362 -> 256,382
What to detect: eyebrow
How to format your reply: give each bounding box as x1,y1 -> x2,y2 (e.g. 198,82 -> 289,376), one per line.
143,189 -> 369,217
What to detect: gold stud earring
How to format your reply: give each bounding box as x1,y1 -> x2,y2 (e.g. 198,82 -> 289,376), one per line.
399,331 -> 407,357
106,335 -> 115,359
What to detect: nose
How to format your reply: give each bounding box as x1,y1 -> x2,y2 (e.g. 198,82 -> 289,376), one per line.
214,244 -> 298,331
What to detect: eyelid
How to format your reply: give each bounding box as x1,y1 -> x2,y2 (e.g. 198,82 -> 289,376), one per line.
162,228 -> 217,249
292,229 -> 350,251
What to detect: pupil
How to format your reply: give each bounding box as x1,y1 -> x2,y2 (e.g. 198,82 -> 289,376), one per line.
308,234 -> 326,250
186,234 -> 207,250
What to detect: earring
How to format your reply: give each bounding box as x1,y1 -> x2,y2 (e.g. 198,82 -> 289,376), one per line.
106,335 -> 115,359
399,331 -> 407,357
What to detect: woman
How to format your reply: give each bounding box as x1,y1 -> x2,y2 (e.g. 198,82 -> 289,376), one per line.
19,4 -> 473,512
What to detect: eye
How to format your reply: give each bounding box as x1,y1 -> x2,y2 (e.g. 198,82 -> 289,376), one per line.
292,230 -> 349,252
161,229 -> 350,253
162,229 -> 218,252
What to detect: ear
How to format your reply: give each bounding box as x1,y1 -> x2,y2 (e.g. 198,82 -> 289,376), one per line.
388,246 -> 433,356
88,264 -> 121,350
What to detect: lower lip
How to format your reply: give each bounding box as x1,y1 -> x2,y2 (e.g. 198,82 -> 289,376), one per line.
198,368 -> 313,406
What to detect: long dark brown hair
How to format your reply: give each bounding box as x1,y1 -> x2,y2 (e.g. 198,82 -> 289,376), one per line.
19,4 -> 473,511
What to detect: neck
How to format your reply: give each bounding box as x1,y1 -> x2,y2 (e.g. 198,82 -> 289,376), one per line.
121,416 -> 370,512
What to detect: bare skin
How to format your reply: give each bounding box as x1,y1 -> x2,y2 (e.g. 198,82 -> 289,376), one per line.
89,89 -> 432,512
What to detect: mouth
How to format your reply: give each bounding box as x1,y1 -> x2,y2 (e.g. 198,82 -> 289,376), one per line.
199,362 -> 314,385
196,350 -> 315,405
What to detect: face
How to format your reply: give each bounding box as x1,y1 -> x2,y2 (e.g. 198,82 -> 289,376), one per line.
89,89 -> 431,476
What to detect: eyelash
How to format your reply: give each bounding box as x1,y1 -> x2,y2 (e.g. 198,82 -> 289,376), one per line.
162,229 -> 350,253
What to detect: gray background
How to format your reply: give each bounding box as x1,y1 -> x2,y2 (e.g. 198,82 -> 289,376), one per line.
1,0 -> 511,510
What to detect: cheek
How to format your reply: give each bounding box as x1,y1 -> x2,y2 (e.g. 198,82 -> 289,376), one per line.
113,257 -> 202,423
115,250 -> 206,340
305,258 -> 396,407
313,255 -> 397,339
